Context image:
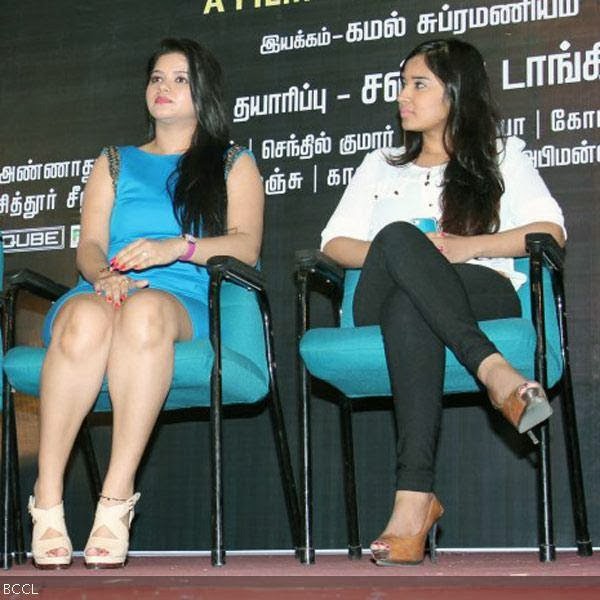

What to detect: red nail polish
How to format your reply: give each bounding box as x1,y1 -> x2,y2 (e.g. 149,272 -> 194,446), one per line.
106,296 -> 112,302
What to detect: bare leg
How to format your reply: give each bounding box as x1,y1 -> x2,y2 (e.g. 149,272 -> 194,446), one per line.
33,294 -> 116,555
85,290 -> 192,556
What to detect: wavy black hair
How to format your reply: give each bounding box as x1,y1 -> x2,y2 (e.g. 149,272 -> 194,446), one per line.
147,38 -> 230,237
392,38 -> 505,236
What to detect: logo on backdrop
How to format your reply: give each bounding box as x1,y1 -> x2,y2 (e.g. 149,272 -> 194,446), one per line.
3,226 -> 65,253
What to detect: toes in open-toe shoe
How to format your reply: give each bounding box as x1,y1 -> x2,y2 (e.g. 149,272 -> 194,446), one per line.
28,496 -> 73,570
84,492 -> 141,569
496,381 -> 553,434
369,495 -> 444,566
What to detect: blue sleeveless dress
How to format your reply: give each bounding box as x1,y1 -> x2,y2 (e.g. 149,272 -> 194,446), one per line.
42,145 -> 249,345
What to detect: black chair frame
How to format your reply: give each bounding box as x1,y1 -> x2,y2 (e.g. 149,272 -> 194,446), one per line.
294,233 -> 592,564
2,257 -> 302,569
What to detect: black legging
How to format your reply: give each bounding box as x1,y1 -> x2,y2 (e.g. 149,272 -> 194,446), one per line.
353,222 -> 521,492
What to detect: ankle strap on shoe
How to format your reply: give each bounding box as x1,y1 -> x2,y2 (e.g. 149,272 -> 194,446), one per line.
99,493 -> 130,503
99,492 -> 141,508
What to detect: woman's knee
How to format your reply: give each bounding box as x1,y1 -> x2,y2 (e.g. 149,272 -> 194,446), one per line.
115,291 -> 178,348
373,221 -> 423,249
51,297 -> 114,358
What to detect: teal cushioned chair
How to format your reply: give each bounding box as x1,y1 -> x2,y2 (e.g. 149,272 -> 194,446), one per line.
1,255 -> 301,569
294,233 -> 592,564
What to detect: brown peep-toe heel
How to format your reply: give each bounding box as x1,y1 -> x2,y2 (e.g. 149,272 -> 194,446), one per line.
370,495 -> 444,566
494,381 -> 553,440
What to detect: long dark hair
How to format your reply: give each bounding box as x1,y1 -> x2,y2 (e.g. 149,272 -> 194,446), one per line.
147,38 -> 230,237
392,39 -> 505,236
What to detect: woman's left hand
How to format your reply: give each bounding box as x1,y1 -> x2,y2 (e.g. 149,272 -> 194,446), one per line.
110,237 -> 186,271
426,232 -> 477,263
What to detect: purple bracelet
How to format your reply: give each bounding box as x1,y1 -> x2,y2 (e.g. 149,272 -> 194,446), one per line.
179,235 -> 196,261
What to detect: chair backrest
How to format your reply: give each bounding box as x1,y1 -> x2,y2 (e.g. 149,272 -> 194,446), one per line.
340,269 -> 360,328
218,280 -> 268,370
339,257 -> 560,351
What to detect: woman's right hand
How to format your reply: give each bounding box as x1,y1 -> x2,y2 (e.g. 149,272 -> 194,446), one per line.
93,269 -> 149,307
426,232 -> 478,263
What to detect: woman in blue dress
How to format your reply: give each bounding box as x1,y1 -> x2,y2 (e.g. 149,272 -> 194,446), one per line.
27,38 -> 264,569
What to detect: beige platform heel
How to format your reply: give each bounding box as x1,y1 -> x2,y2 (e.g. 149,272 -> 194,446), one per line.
84,492 -> 141,569
28,496 -> 73,569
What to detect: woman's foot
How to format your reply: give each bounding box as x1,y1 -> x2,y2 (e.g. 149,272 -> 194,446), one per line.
370,491 -> 444,565
374,491 -> 434,539
478,353 -> 552,433
84,492 -> 141,569
477,354 -> 525,409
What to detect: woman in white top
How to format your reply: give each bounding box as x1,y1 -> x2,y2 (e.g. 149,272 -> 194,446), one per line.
321,39 -> 565,566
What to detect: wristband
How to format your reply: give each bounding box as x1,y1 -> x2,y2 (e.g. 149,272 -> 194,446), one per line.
179,234 -> 196,261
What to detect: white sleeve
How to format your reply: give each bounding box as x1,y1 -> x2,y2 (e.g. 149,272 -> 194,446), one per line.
320,150 -> 381,249
499,137 -> 566,238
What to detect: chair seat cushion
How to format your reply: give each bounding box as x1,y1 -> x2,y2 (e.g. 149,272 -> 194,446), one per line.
300,318 -> 563,399
4,340 -> 269,411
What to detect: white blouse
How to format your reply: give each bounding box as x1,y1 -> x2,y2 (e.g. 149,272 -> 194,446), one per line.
320,137 -> 566,289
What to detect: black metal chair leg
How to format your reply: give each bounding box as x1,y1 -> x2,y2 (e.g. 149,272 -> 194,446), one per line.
560,383 -> 593,556
529,253 -> 556,562
209,276 -> 225,567
258,288 -> 302,552
9,404 -> 25,564
296,273 -> 315,564
1,378 -> 14,570
209,399 -> 225,567
267,382 -> 303,553
298,362 -> 315,565
259,289 -> 302,555
554,283 -> 592,556
537,421 -> 555,561
339,396 -> 361,559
